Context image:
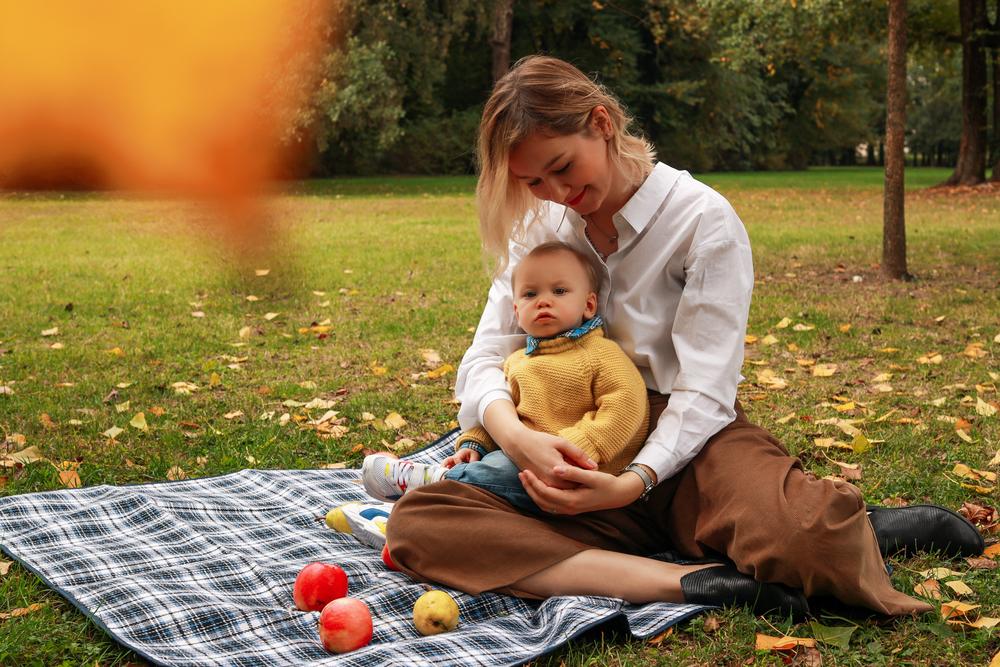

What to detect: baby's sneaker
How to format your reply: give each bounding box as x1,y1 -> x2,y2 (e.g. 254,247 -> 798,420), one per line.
361,453 -> 447,502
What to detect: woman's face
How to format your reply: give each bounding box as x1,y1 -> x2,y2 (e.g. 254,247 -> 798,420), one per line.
508,108 -> 615,218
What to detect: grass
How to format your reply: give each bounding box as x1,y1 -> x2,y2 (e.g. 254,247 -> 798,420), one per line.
1,167 -> 998,665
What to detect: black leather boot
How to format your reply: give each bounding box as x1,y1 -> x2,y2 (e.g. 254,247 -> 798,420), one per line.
867,505 -> 985,558
680,564 -> 809,620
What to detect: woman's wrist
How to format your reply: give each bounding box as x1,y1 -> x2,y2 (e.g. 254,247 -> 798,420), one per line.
616,470 -> 646,504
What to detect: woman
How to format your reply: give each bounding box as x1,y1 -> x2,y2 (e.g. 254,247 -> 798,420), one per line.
386,55 -> 983,617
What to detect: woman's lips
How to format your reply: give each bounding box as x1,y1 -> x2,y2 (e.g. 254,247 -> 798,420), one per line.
566,187 -> 586,207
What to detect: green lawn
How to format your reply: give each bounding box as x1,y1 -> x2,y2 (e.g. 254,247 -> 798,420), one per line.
1,168 -> 998,665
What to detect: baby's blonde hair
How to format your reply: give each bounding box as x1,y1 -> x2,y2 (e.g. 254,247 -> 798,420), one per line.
476,55 -> 656,275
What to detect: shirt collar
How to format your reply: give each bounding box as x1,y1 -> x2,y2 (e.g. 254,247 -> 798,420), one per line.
557,162 -> 681,235
525,314 -> 604,356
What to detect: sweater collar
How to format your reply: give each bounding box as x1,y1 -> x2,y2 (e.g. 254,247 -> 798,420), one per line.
525,315 -> 604,356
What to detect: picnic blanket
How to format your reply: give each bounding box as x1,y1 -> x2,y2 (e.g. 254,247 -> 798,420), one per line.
0,430 -> 708,666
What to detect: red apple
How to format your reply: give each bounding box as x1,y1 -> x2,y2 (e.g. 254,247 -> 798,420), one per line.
319,597 -> 373,653
293,562 -> 348,612
381,544 -> 399,571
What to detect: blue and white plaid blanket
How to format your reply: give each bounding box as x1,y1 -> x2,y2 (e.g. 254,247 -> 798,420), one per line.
0,431 -> 707,666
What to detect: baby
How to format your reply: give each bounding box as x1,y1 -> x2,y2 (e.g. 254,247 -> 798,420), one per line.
362,241 -> 649,512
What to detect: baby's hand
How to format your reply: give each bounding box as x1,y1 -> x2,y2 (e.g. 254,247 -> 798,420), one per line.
442,447 -> 481,468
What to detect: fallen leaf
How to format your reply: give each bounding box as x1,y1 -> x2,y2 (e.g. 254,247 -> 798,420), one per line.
796,358 -> 815,367
776,412 -> 796,424
191,311 -> 205,318
812,363 -> 838,377
107,347 -> 125,357
646,627 -> 673,647
915,579 -> 944,599
420,348 -> 442,367
792,323 -> 815,331
990,451 -> 1000,467
703,615 -> 721,632
384,412 -> 407,429
38,413 -> 56,429
129,412 -> 148,431
744,334 -> 758,344
945,580 -> 974,597
761,334 -> 779,346
963,342 -> 988,359
264,312 -> 279,321
149,406 -> 166,416
755,368 -> 788,390
238,326 -> 252,339
956,429 -> 974,443
0,561 -> 11,576
941,600 -> 979,621
808,621 -> 856,649
166,466 -> 187,481
0,602 -> 46,620
0,385 -> 12,396
255,268 -> 270,276
41,327 -> 59,337
921,567 -> 965,580
319,462 -> 347,469
991,651 -> 1000,667
370,361 -> 388,376
838,323 -> 852,333
977,397 -> 997,417
755,634 -> 816,650
917,352 -> 943,365
775,317 -> 792,329
49,342 -> 64,350
961,482 -> 995,495
58,469 -> 81,488
172,381 -> 199,395
103,426 -> 124,440
833,401 -> 855,412
965,557 -> 997,570
115,400 -> 131,413
426,364 -> 455,379
223,410 -> 244,420
835,461 -> 862,480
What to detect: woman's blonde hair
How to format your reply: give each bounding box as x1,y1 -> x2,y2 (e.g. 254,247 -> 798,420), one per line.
476,55 -> 656,275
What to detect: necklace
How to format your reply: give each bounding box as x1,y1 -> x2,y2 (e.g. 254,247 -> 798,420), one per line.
583,217 -> 618,262
584,216 -> 618,241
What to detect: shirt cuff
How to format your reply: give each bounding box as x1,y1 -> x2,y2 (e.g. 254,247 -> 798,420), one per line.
476,389 -> 514,426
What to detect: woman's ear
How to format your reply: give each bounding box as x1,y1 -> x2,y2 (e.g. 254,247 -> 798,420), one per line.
589,106 -> 613,140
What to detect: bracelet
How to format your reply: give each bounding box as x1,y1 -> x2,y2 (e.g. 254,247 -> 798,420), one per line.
458,442 -> 488,458
620,463 -> 656,501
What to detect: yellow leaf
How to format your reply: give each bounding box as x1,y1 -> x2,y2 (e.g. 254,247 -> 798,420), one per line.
776,412 -> 796,424
370,361 -> 388,376
166,466 -> 187,481
255,268 -> 270,276
115,400 -> 131,413
41,327 -> 59,337
744,334 -> 758,344
941,600 -> 979,621
238,326 -> 252,339
834,402 -> 855,412
917,352 -> 943,365
319,462 -> 346,469
775,317 -> 792,329
208,372 -> 222,387
761,334 -> 779,346
990,650 -> 1000,667
58,469 -> 81,488
976,397 -> 997,417
129,412 -> 148,431
989,450 -> 1000,467
107,347 -> 125,357
420,348 -> 442,366
956,429 -> 974,443
851,433 -> 871,453
838,323 -> 852,333
872,372 -> 893,383
263,312 -> 279,321
0,602 -> 46,620
103,426 -> 124,440
812,363 -> 838,377
963,342 -> 987,359
426,364 -> 455,379
49,342 -> 64,349
755,634 -> 816,651
223,410 -> 244,420
384,412 -> 407,429
191,311 -> 205,318
945,580 -> 974,597
0,560 -> 11,576
792,323 -> 815,331
995,333 -> 1000,344
961,482 -> 994,495
755,368 -> 787,390
2,445 -> 45,466
878,347 -> 900,353
361,412 -> 376,421
796,358 -> 815,367
646,627 -> 673,646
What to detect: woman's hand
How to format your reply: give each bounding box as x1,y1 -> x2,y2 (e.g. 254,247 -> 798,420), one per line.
503,429 -> 597,489
519,465 -> 646,515
441,448 -> 481,469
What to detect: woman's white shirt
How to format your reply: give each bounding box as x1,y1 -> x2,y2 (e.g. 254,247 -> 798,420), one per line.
454,162 -> 754,484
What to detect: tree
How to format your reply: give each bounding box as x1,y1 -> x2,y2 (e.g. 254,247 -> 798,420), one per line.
944,0 -> 988,185
884,0 -> 911,280
491,0 -> 514,83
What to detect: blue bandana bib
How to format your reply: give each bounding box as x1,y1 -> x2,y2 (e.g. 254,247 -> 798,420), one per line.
525,314 -> 604,356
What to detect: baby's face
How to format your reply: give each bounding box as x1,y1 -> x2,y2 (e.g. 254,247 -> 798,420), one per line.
512,250 -> 597,338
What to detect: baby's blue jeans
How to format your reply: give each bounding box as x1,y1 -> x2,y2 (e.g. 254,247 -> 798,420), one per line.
444,450 -> 541,514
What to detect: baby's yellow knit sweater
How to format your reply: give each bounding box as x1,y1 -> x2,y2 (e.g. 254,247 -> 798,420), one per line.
456,327 -> 649,473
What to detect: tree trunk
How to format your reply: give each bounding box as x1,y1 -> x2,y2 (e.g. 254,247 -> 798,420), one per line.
992,46 -> 1000,179
490,0 -> 514,84
884,0 -> 911,280
944,0 -> 988,186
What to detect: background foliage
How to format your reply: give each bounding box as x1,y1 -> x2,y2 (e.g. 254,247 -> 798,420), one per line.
293,0 -> 962,175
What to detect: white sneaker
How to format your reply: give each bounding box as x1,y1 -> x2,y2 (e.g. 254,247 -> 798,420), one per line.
361,453 -> 447,502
